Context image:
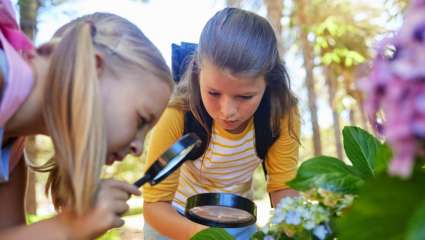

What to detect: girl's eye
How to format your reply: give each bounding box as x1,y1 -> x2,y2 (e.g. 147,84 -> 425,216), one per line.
138,117 -> 146,129
239,95 -> 253,100
208,92 -> 221,97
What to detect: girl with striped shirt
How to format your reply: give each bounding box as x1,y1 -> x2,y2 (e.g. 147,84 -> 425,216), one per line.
143,7 -> 300,240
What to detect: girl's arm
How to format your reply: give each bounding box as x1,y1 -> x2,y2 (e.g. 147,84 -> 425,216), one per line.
270,188 -> 299,207
0,160 -> 77,239
0,214 -> 86,240
0,164 -> 141,240
266,107 -> 301,207
144,201 -> 207,240
0,159 -> 26,229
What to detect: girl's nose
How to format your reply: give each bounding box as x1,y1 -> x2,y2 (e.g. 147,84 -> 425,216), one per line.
130,139 -> 144,156
221,98 -> 237,119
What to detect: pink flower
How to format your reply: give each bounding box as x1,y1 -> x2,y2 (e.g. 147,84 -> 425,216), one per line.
362,0 -> 425,177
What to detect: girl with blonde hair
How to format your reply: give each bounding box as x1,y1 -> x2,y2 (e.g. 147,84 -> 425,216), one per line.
0,0 -> 173,239
143,7 -> 300,240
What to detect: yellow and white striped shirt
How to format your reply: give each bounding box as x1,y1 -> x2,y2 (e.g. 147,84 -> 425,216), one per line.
143,107 -> 300,212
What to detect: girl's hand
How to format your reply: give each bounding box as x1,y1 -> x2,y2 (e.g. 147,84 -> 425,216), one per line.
189,223 -> 208,238
57,179 -> 141,239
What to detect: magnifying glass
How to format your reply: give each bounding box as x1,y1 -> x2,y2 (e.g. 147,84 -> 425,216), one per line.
133,133 -> 201,187
185,193 -> 257,228
133,132 -> 257,228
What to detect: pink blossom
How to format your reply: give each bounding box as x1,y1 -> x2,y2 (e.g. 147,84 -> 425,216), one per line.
362,0 -> 425,177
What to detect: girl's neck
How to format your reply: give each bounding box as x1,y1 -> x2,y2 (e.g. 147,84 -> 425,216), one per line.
4,54 -> 48,139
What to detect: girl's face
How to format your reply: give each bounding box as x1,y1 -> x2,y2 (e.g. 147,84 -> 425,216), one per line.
100,69 -> 171,165
199,60 -> 266,134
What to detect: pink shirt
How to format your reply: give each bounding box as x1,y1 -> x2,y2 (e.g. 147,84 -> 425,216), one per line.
0,0 -> 34,182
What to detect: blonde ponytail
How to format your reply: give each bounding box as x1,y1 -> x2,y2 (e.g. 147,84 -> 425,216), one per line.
28,12 -> 172,215
43,22 -> 106,214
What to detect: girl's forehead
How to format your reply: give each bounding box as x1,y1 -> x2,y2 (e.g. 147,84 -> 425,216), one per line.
200,63 -> 265,92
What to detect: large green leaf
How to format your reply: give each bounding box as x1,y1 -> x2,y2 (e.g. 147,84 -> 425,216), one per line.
336,172 -> 425,240
407,198 -> 425,240
191,228 -> 234,240
343,126 -> 381,178
288,156 -> 364,194
374,142 -> 393,174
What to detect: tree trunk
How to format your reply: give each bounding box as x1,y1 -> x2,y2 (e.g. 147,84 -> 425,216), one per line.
342,71 -> 357,126
18,0 -> 39,40
296,0 -> 322,155
18,0 -> 40,216
264,0 -> 284,55
325,69 -> 343,160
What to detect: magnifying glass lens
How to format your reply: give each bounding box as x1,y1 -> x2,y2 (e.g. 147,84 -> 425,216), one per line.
189,206 -> 254,223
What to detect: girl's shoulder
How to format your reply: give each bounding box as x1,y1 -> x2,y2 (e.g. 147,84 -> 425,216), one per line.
280,106 -> 300,124
163,107 -> 185,120
155,107 -> 185,132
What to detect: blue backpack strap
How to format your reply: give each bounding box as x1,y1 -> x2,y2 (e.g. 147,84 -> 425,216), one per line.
171,42 -> 198,82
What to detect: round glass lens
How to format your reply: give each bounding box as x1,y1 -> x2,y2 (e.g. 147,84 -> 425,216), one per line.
189,205 -> 253,223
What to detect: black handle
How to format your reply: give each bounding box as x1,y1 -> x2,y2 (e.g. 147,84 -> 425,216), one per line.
133,174 -> 151,188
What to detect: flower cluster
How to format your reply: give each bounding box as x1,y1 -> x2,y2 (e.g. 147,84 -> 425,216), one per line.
361,0 -> 425,177
254,197 -> 330,240
252,188 -> 355,240
303,188 -> 354,217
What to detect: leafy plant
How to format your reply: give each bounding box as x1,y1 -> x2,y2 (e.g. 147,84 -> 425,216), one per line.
288,126 -> 392,194
191,228 -> 233,240
252,126 -> 392,240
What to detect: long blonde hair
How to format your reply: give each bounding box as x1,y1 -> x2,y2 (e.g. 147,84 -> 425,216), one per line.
29,13 -> 172,215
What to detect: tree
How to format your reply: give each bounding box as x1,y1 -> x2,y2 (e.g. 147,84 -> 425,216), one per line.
263,0 -> 284,55
294,0 -> 322,155
307,0 -> 383,157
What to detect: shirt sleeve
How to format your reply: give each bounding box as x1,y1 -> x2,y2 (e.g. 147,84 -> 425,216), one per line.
142,107 -> 185,202
265,107 -> 301,192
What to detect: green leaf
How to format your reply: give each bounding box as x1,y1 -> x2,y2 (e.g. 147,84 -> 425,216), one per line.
343,126 -> 381,178
335,172 -> 425,240
407,198 -> 425,240
191,228 -> 234,240
288,156 -> 364,194
374,142 -> 393,174
250,231 -> 266,240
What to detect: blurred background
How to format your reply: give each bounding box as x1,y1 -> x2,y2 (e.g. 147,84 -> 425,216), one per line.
13,0 -> 409,239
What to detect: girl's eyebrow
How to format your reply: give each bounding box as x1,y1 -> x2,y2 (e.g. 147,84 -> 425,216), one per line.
238,91 -> 257,95
207,87 -> 257,94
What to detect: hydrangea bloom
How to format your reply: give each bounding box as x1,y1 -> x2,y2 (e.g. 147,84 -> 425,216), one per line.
362,0 -> 425,177
268,196 -> 331,239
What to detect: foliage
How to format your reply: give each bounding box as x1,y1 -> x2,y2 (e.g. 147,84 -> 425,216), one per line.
191,228 -> 234,240
335,166 -> 425,240
252,126 -> 392,239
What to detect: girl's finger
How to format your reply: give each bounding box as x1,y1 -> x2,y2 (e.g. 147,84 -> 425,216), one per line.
108,188 -> 131,201
110,180 -> 141,196
111,217 -> 125,228
111,201 -> 130,216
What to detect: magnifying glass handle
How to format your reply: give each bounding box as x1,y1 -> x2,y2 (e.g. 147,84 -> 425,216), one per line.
133,174 -> 151,188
